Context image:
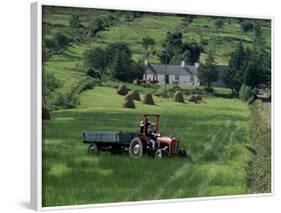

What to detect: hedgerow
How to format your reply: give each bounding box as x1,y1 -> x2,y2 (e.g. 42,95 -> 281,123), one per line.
246,100 -> 271,193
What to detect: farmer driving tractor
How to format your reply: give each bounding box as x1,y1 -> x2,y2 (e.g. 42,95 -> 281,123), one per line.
140,118 -> 158,151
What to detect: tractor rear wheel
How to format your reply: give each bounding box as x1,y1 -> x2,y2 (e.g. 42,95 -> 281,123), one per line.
129,138 -> 143,159
88,143 -> 99,155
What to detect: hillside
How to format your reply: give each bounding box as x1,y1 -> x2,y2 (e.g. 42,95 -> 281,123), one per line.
42,6 -> 271,94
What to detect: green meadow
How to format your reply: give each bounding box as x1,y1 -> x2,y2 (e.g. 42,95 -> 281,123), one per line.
43,86 -> 251,206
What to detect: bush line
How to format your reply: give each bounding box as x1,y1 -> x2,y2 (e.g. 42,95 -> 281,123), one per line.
54,77 -> 98,109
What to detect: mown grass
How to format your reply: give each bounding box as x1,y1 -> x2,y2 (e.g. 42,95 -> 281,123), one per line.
42,86 -> 251,206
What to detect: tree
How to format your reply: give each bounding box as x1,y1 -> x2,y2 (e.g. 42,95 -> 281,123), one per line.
132,62 -> 146,80
243,61 -> 260,88
86,68 -> 101,79
53,32 -> 70,50
182,42 -> 202,65
159,32 -> 202,65
83,42 -> 141,82
106,42 -> 132,64
158,48 -> 174,64
253,23 -> 266,52
198,50 -> 218,88
158,32 -> 183,64
182,50 -> 192,64
83,47 -> 109,77
164,31 -> 183,51
223,43 -> 249,95
142,37 -> 156,58
42,70 -> 62,107
257,49 -> 271,86
111,50 -> 133,81
181,15 -> 195,29
214,19 -> 224,32
170,52 -> 184,64
223,67 -> 238,95
88,18 -> 105,37
69,15 -> 81,28
240,21 -> 254,34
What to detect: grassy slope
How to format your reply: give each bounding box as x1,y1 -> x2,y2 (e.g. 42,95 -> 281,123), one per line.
43,8 -> 271,94
43,87 -> 251,206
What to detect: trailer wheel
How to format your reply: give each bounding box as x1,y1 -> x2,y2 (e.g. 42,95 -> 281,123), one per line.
88,143 -> 99,155
155,149 -> 163,159
129,138 -> 143,159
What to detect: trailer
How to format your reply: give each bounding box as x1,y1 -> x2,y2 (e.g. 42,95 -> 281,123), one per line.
82,131 -> 137,154
82,114 -> 187,159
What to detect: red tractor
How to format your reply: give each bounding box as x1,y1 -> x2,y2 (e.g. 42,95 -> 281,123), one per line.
129,114 -> 187,158
82,114 -> 187,159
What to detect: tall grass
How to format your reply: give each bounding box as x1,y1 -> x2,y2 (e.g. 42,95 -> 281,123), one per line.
246,100 -> 271,193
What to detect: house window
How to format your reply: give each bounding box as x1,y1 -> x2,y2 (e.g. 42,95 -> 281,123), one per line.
175,75 -> 179,81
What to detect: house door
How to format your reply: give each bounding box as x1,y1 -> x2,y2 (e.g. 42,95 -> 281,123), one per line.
165,74 -> 169,84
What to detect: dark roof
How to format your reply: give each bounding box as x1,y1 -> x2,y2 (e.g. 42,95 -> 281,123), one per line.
145,64 -> 195,76
145,63 -> 228,76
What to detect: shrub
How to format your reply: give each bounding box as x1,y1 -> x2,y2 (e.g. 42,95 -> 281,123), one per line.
133,79 -> 140,85
154,87 -> 169,98
128,90 -> 141,101
204,87 -> 215,94
239,84 -> 256,102
86,68 -> 101,79
240,21 -> 254,34
122,95 -> 135,108
143,93 -> 154,105
54,77 -> 96,109
174,91 -> 184,103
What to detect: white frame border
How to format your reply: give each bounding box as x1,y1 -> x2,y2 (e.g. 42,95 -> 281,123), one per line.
31,0 -> 274,211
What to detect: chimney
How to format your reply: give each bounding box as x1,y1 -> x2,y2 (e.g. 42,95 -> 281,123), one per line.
144,59 -> 148,66
181,60 -> 185,67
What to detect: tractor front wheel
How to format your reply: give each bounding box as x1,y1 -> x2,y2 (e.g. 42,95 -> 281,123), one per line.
88,143 -> 99,155
129,138 -> 143,159
179,148 -> 187,157
155,149 -> 163,159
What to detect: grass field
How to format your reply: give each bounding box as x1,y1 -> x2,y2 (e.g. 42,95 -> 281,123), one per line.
40,6 -> 271,207
42,86 -> 251,206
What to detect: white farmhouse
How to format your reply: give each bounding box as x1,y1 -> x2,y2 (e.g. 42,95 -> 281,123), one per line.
143,60 -> 227,87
